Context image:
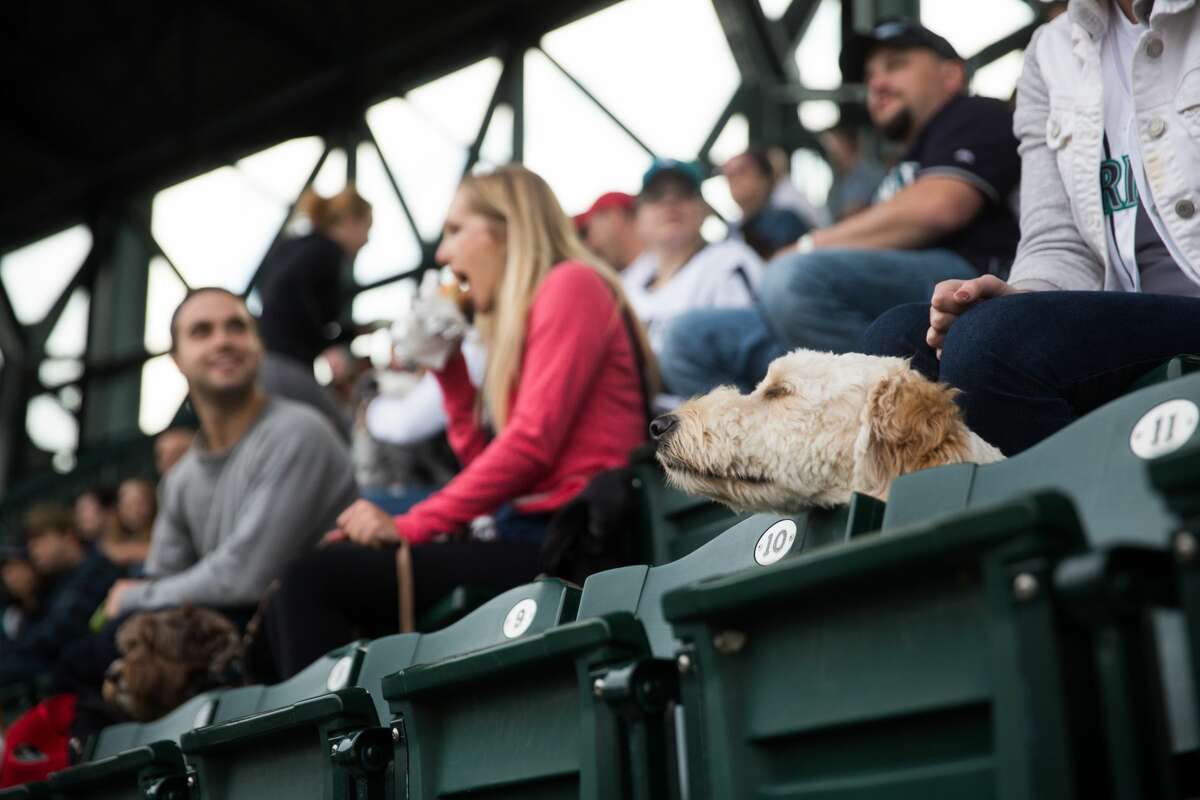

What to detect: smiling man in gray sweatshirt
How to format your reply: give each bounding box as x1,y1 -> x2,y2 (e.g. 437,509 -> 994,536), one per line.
57,288 -> 357,707
104,287 -> 358,617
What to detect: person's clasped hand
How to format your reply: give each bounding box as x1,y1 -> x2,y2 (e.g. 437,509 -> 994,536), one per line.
104,578 -> 147,618
389,269 -> 467,371
334,499 -> 402,548
927,275 -> 1021,358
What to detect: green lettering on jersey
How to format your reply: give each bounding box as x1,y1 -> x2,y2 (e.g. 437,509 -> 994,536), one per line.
1100,155 -> 1139,215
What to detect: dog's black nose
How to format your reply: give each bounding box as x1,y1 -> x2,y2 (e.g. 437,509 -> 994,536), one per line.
650,414 -> 678,441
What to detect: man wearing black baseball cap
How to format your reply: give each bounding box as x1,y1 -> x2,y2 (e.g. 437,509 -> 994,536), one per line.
840,19 -> 962,81
658,18 -> 1021,398
841,19 -> 966,143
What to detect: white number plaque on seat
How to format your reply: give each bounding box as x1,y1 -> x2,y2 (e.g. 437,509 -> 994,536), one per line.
754,519 -> 798,566
1130,399 -> 1199,460
326,654 -> 354,691
503,598 -> 538,638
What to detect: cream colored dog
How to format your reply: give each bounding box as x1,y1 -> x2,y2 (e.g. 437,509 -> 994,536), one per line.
652,350 -> 1004,514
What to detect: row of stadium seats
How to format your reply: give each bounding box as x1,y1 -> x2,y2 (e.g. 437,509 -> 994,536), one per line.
8,358 -> 1200,799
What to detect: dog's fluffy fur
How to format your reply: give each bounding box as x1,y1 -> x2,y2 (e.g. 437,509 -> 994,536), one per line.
102,606 -> 242,722
656,350 -> 1004,514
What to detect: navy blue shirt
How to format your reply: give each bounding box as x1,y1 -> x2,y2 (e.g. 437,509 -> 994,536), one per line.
739,205 -> 810,259
875,94 -> 1021,276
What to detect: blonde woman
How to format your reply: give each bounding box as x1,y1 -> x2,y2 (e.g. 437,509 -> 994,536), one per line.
264,165 -> 654,677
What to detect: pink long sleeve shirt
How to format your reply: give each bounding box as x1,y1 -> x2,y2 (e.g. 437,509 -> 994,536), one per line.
394,262 -> 647,544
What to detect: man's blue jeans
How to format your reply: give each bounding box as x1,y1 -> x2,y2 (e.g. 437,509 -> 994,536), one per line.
862,291 -> 1200,455
659,247 -> 977,397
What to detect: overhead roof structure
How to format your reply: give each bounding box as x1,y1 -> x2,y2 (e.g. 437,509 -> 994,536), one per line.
0,0 -> 619,255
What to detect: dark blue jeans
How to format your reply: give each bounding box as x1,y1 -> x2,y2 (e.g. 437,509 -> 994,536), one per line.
659,247 -> 976,397
862,291 -> 1200,455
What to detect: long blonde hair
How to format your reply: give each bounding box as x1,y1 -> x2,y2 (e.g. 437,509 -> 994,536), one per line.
458,165 -> 657,429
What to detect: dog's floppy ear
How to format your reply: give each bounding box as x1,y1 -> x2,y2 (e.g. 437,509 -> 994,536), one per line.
855,367 -> 969,498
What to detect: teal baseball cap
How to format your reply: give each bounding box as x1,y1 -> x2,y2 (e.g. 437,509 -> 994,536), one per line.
640,159 -> 706,197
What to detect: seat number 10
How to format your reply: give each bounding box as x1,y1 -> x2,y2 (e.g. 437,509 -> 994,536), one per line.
754,520 -> 798,566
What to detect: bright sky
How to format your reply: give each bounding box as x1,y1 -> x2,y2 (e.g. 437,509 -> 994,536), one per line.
0,0 -> 1034,470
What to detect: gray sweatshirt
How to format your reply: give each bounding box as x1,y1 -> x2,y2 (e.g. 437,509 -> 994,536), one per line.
120,398 -> 358,612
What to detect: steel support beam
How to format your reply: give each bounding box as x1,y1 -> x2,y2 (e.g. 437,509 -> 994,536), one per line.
711,0 -> 798,85
538,47 -> 656,158
966,21 -> 1038,74
850,0 -> 920,33
710,0 -> 808,148
0,283 -> 29,491
81,204 -> 151,446
781,0 -> 822,53
501,46 -> 526,163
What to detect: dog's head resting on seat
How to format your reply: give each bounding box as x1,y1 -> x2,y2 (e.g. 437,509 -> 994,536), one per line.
653,350 -> 1003,514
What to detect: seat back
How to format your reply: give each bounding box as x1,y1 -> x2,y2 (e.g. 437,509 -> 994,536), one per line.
407,577 -> 581,664
662,492 -> 1129,799
1130,354 -> 1200,393
176,579 -> 580,800
579,494 -> 884,659
884,372 -> 1200,548
631,454 -> 746,565
88,690 -> 220,760
354,578 -> 579,723
207,641 -> 364,724
884,371 -> 1200,754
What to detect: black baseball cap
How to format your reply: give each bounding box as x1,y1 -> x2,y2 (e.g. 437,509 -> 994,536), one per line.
840,18 -> 961,83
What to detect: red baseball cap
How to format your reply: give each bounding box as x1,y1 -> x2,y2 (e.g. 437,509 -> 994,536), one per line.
573,192 -> 636,232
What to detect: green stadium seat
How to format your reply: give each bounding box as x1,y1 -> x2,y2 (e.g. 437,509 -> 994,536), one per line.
180,579 -> 579,800
416,584 -> 494,632
47,691 -> 220,800
48,642 -> 362,800
1130,355 -> 1200,393
381,497 -> 884,799
882,369 -> 1200,549
883,367 -> 1200,756
199,641 -> 365,725
662,492 -> 1179,799
1148,442 -> 1200,790
630,447 -> 747,565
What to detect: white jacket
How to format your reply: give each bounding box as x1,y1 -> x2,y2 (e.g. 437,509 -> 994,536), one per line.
1009,0 -> 1200,290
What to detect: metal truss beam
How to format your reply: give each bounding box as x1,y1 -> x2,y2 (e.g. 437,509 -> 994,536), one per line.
80,204 -> 151,446
966,21 -> 1038,73
781,0 -> 822,52
711,0 -> 798,86
502,45 -> 526,164
537,47 -> 655,159
710,0 -> 812,149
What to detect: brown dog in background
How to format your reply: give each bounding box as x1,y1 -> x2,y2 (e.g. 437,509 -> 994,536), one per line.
102,606 -> 242,722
